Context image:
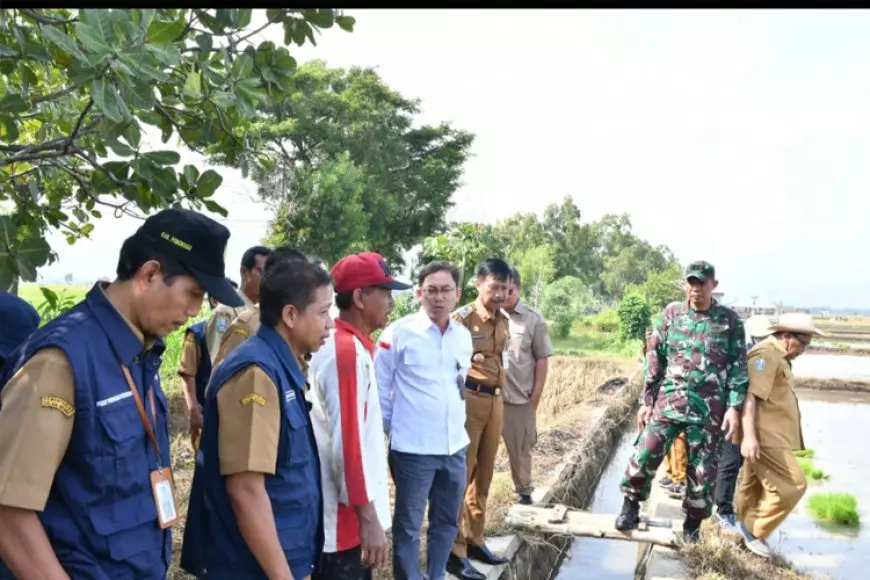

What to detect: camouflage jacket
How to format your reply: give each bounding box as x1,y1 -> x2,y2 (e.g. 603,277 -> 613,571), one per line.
644,300 -> 748,424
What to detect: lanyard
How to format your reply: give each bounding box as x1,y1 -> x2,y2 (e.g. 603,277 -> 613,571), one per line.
120,364 -> 163,467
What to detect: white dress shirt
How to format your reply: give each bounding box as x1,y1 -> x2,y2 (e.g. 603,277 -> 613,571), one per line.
374,310 -> 473,456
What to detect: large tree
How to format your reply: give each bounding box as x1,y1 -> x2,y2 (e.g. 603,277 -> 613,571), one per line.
209,60 -> 474,267
0,8 -> 353,290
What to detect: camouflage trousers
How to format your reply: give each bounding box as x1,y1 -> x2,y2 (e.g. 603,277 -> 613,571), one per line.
619,411 -> 724,520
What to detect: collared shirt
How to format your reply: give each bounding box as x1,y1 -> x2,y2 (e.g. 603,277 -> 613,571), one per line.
503,300 -> 554,405
451,299 -> 509,388
374,310 -> 473,456
745,336 -> 804,450
204,288 -> 254,363
309,320 -> 391,553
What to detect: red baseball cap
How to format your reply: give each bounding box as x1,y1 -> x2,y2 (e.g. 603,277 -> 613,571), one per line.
331,252 -> 412,294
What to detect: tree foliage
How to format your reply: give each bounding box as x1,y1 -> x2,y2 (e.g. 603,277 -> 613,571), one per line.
419,223 -> 497,302
627,264 -> 683,311
514,245 -> 555,310
217,60 -> 474,267
617,290 -> 652,342
0,8 -> 354,290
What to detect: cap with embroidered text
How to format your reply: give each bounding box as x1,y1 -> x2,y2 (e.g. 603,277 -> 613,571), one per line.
134,208 -> 243,307
685,260 -> 716,283
331,252 -> 412,294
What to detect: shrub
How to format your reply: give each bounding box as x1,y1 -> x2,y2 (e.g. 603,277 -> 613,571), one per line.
617,291 -> 652,342
588,308 -> 620,333
807,492 -> 860,528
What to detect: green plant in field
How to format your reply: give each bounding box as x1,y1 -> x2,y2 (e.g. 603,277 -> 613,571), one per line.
807,492 -> 861,528
795,457 -> 829,482
794,449 -> 816,459
36,286 -> 78,325
617,290 -> 651,342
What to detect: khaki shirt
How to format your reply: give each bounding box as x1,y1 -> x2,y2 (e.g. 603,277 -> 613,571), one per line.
0,285 -> 150,511
205,288 -> 254,363
451,299 -> 509,388
747,336 -> 804,450
216,365 -> 283,475
503,301 -> 554,404
213,305 -> 310,378
177,329 -> 201,378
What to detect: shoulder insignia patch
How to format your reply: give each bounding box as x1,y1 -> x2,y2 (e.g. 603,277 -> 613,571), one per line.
216,317 -> 229,333
754,358 -> 766,372
458,305 -> 473,319
231,327 -> 250,338
41,396 -> 75,418
240,393 -> 266,407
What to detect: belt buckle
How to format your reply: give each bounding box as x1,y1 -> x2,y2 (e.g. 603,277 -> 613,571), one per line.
494,387 -> 501,396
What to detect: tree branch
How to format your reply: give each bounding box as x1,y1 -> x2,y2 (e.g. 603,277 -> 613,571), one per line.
18,8 -> 78,25
32,84 -> 80,105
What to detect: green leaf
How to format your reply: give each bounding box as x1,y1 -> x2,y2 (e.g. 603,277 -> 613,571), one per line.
145,43 -> 182,67
137,110 -> 162,126
182,70 -> 202,100
91,167 -> 118,193
195,33 -> 212,56
80,9 -> 117,46
75,22 -> 113,57
202,199 -> 228,217
16,234 -> 52,278
23,40 -> 53,62
40,27 -> 92,65
150,166 -> 178,197
146,17 -> 186,44
136,9 -> 156,35
142,150 -> 181,165
108,140 -> 136,157
196,169 -> 223,197
0,92 -> 29,114
103,161 -> 131,182
118,78 -> 155,111
336,15 -> 356,32
266,9 -> 284,23
231,53 -> 254,79
183,164 -> 199,186
122,120 -> 141,149
117,47 -> 169,82
237,8 -> 253,29
91,78 -> 123,122
302,9 -> 334,29
0,45 -> 16,58
0,116 -> 19,141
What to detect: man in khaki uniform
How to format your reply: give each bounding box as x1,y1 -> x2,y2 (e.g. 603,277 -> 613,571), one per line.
204,245 -> 271,362
736,313 -> 824,559
502,269 -> 553,506
448,258 -> 513,580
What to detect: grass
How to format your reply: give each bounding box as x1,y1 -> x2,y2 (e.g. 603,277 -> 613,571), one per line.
806,493 -> 861,528
681,520 -> 813,580
793,449 -> 815,459
795,457 -> 829,482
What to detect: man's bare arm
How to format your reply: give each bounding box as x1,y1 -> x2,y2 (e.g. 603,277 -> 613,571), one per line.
0,507 -> 69,580
227,472 -> 293,580
741,393 -> 758,440
530,358 -> 549,408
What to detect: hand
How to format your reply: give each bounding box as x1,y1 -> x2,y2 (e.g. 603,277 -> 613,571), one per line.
721,407 -> 740,441
359,517 -> 389,570
189,405 -> 203,433
636,405 -> 653,433
530,390 -> 543,412
741,435 -> 761,463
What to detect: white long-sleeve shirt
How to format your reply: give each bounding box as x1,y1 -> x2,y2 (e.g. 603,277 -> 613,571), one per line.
309,320 -> 391,553
374,311 -> 473,456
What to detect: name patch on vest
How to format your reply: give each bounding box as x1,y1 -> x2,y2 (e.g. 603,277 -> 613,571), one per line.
240,393 -> 266,407
96,391 -> 133,408
285,390 -> 296,403
41,396 -> 75,418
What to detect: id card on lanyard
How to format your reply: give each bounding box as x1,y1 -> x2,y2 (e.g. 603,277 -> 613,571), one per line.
120,365 -> 179,529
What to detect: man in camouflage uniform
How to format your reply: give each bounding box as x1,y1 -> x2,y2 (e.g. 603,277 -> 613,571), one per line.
615,261 -> 748,542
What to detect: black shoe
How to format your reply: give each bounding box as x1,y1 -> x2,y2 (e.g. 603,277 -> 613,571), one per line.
614,497 -> 641,531
467,543 -> 509,565
517,493 -> 533,505
663,482 -> 686,500
657,476 -> 673,488
446,554 -> 486,580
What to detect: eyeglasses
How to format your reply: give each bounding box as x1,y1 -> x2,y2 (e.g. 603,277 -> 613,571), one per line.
793,333 -> 812,347
422,286 -> 456,298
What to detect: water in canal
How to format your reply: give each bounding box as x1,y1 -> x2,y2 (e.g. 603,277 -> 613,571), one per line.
555,354 -> 870,579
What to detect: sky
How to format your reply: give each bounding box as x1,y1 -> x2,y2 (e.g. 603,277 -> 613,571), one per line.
36,9 -> 870,308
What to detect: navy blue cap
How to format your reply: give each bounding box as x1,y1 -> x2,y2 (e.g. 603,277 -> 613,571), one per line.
134,208 -> 244,307
0,290 -> 40,359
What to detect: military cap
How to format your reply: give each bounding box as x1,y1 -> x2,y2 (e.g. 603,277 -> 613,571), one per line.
684,260 -> 716,283
134,208 -> 244,307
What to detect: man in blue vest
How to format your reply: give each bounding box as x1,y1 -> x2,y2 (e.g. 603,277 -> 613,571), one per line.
0,289 -> 40,373
181,252 -> 334,580
178,281 -> 239,451
0,207 -> 242,579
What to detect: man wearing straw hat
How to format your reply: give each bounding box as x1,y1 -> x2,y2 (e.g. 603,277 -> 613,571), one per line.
713,314 -> 773,534
736,312 -> 824,558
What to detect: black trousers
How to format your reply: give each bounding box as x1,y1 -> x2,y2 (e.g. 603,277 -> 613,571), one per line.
313,546 -> 372,580
715,439 -> 744,515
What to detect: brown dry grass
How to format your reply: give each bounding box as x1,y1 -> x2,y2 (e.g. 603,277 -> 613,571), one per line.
681,520 -> 818,580
164,356 -> 637,578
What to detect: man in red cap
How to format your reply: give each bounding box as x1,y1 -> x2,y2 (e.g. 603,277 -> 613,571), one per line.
308,252 -> 411,580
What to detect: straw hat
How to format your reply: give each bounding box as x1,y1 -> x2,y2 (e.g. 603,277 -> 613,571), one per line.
744,315 -> 773,338
768,312 -> 827,337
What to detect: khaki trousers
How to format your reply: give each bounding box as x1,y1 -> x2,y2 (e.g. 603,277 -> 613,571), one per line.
664,431 -> 687,483
453,390 -> 503,558
502,401 -> 537,495
737,447 -> 807,540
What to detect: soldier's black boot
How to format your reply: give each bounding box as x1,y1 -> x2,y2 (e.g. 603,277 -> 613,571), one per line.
681,516 -> 702,544
614,497 -> 640,531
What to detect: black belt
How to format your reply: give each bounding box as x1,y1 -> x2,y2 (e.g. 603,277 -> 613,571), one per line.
465,379 -> 501,396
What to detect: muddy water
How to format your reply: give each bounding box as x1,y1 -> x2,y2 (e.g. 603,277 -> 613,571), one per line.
792,353 -> 870,380
555,426 -> 639,579
767,389 -> 870,579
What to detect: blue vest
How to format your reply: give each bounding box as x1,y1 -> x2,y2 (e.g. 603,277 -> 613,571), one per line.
186,321 -> 212,406
0,283 -> 172,579
180,325 -> 323,579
